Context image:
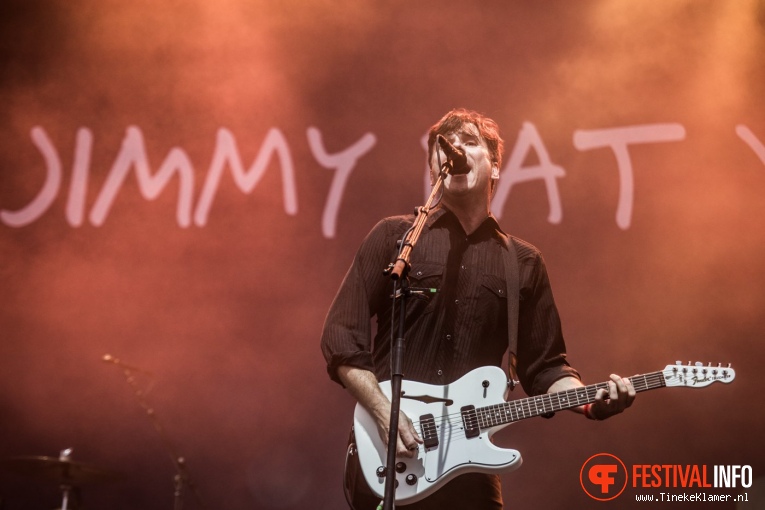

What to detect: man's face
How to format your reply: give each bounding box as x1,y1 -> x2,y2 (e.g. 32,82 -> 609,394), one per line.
430,123 -> 498,202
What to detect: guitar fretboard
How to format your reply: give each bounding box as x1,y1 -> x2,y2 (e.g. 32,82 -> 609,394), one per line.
474,371 -> 666,428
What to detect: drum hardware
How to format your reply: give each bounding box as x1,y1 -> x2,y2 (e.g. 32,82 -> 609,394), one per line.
0,448 -> 122,509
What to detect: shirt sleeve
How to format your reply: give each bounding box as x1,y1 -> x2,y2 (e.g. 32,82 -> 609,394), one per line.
513,239 -> 581,396
320,218 -> 397,386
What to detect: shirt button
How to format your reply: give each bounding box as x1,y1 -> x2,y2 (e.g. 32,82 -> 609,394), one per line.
498,289 -> 504,295
445,334 -> 452,341
461,265 -> 466,270
454,299 -> 459,305
416,271 -> 423,276
437,370 -> 443,376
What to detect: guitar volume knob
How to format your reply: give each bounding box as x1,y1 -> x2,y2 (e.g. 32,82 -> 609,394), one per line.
406,474 -> 418,486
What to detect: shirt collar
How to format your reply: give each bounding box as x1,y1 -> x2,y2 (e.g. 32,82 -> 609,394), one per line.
427,206 -> 508,246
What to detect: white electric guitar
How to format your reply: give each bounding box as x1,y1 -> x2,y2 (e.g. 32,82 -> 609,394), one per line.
353,362 -> 735,505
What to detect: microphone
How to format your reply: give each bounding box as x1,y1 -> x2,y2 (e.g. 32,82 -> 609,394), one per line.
102,354 -> 153,376
436,134 -> 470,175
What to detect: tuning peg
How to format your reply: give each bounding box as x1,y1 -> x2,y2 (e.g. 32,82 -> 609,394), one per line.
676,360 -> 682,365
694,362 -> 702,366
727,363 -> 732,368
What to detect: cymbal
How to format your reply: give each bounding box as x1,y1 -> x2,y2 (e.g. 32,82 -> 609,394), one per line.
0,456 -> 122,485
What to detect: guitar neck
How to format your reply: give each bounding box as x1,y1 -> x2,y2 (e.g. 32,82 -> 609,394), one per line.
476,371 -> 665,428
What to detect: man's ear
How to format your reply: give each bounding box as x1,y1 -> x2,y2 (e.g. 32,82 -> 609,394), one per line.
491,164 -> 500,180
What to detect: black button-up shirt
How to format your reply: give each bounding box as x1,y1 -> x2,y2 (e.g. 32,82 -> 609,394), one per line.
321,207 -> 578,396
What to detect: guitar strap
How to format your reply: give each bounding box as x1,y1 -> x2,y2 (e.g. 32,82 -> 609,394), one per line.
499,231 -> 520,391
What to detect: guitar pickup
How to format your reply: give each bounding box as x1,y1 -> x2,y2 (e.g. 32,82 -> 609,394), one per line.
461,405 -> 480,438
419,413 -> 439,449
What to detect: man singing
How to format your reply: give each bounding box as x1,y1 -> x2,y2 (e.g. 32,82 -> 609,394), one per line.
321,108 -> 635,509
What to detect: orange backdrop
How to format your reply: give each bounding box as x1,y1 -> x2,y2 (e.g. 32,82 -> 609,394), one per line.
1,1 -> 764,508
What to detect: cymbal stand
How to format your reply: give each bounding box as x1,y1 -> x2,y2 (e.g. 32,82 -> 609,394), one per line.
56,449 -> 80,510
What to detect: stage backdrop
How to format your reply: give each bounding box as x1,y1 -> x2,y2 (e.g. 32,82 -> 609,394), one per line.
2,1 -> 764,509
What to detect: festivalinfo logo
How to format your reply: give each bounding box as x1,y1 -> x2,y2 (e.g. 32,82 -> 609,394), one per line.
579,453 -> 753,502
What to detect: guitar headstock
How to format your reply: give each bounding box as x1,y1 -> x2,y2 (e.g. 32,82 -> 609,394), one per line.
662,361 -> 735,388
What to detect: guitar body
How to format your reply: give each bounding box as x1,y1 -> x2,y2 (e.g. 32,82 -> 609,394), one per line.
352,361 -> 734,505
354,366 -> 522,505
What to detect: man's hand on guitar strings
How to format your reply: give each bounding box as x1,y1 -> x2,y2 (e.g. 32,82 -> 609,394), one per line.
374,407 -> 423,458
590,374 -> 636,420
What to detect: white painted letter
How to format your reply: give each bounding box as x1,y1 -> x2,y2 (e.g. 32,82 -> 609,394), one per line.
491,122 -> 565,223
307,127 -> 376,238
573,124 -> 686,229
1,127 -> 62,227
90,126 -> 195,227
736,125 -> 765,166
66,128 -> 93,227
194,128 -> 297,226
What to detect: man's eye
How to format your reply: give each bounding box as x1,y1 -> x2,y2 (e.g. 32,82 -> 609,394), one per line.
464,141 -> 477,146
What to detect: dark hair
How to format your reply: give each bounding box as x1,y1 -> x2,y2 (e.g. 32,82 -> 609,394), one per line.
427,108 -> 504,168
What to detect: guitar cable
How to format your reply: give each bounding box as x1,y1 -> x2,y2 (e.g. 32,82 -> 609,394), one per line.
343,436 -> 385,510
343,441 -> 357,510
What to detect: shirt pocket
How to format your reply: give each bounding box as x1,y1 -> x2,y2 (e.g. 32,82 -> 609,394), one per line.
480,274 -> 507,300
408,262 -> 443,313
478,274 -> 508,322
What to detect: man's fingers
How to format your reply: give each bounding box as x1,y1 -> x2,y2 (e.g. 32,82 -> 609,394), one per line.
393,413 -> 422,458
395,435 -> 416,457
610,374 -> 635,408
596,375 -> 636,417
588,374 -> 638,420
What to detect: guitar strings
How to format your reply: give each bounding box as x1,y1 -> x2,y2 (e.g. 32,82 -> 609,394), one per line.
405,372 -> 667,434
388,368 -> 733,448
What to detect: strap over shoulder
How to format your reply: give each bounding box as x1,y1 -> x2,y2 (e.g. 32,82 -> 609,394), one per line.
497,231 -> 520,390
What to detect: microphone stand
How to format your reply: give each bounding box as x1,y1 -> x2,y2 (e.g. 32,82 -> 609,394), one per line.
380,159 -> 451,510
108,359 -> 207,510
